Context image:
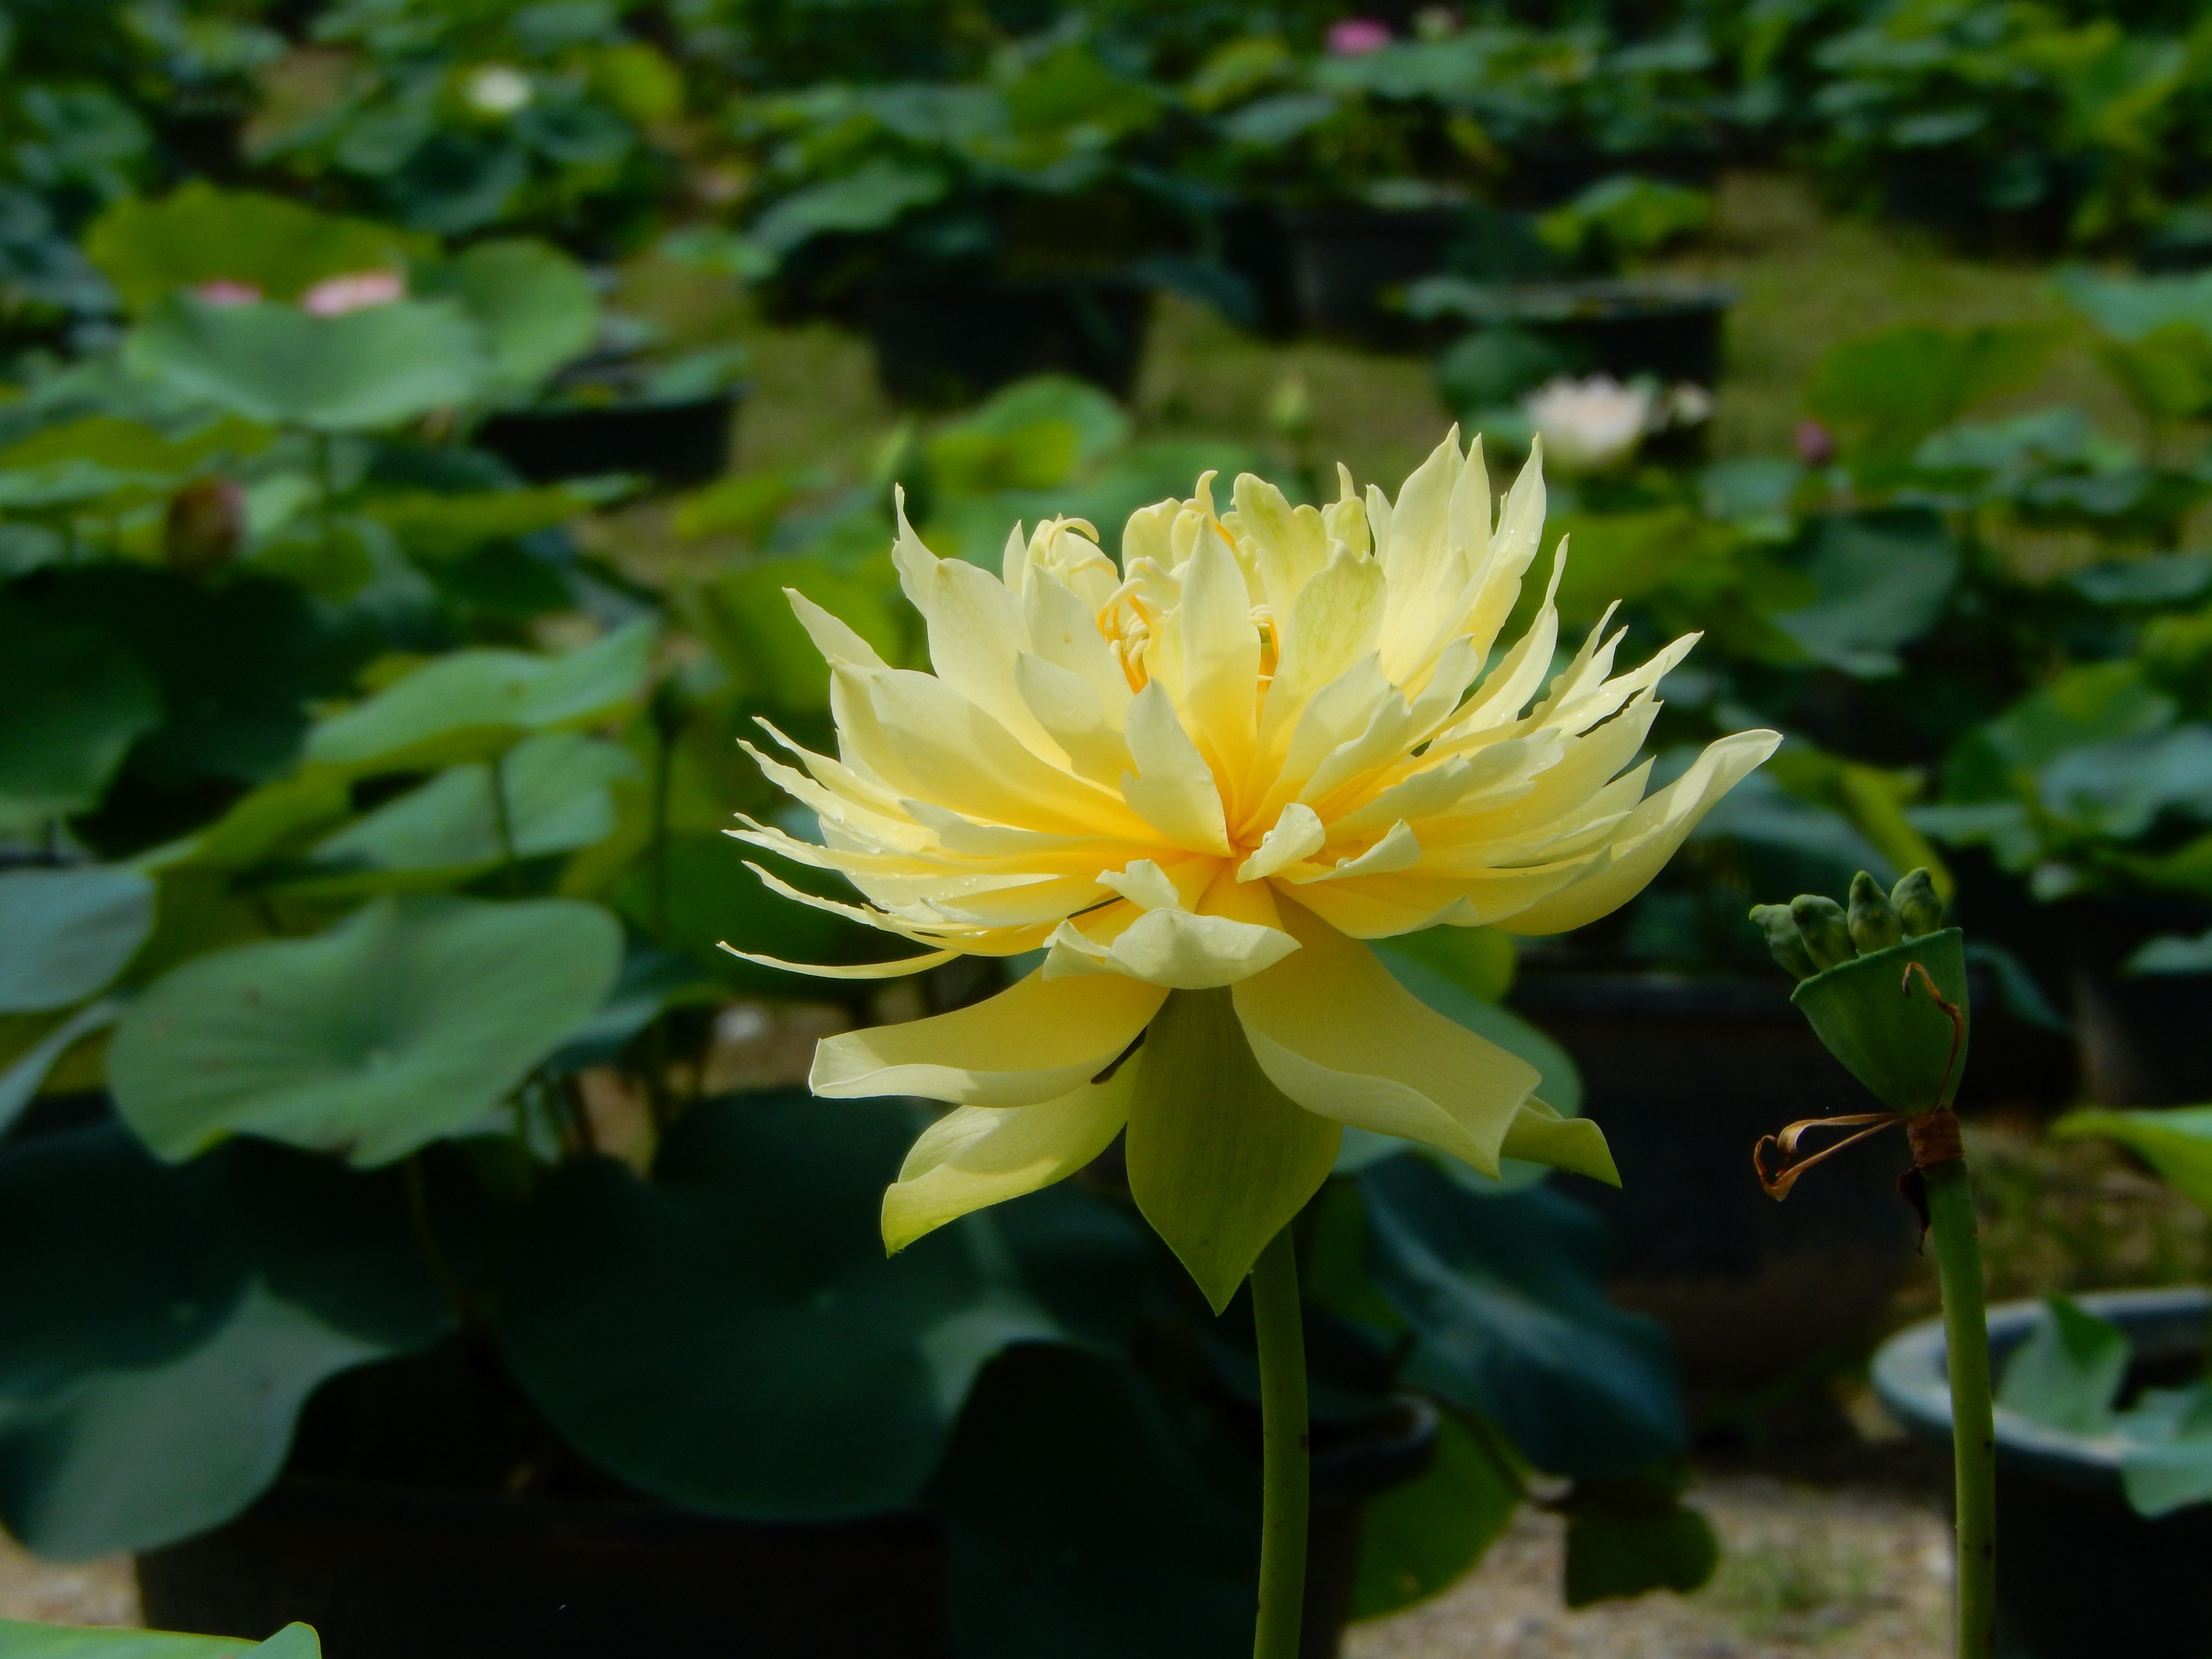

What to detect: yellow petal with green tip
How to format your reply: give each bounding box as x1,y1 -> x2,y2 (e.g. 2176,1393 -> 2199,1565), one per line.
1498,1095 -> 1619,1185
1125,988 -> 1341,1312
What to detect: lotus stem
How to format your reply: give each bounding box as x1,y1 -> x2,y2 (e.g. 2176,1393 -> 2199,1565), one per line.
1926,1158 -> 1995,1659
1250,1224 -> 1308,1659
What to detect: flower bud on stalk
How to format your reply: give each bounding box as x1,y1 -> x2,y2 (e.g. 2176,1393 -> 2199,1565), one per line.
1847,870 -> 1903,954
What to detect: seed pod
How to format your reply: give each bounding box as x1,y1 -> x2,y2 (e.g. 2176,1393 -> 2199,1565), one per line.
1791,894 -> 1856,971
1750,903 -> 1817,980
1891,868 -> 1944,938
163,476 -> 243,577
1847,869 -> 1905,955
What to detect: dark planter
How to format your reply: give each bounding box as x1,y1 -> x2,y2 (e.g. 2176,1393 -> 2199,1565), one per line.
861,276 -> 1153,408
1419,278 -> 1733,386
476,392 -> 742,488
2062,896 -> 2212,1108
1510,972 -> 1920,1407
1280,206 -> 1466,348
135,1400 -> 1437,1658
1873,1287 -> 2212,1659
138,1484 -> 949,1659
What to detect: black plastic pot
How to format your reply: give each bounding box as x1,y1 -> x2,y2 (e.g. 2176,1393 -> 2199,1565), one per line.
134,1399 -> 1437,1659
1276,206 -> 1467,348
2062,896 -> 2212,1108
1509,972 -> 1921,1407
476,392 -> 742,488
1421,278 -> 1733,386
860,276 -> 1152,409
1873,1286 -> 2212,1659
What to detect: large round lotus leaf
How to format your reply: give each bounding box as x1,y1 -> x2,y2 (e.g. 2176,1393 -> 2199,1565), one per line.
124,294 -> 488,432
0,1126 -> 448,1557
304,620 -> 654,775
108,894 -> 623,1166
83,181 -> 428,311
0,866 -> 156,1012
415,239 -> 598,403
496,1089 -> 1057,1520
301,731 -> 637,890
36,565 -> 368,798
0,595 -> 160,832
1360,1157 -> 1685,1482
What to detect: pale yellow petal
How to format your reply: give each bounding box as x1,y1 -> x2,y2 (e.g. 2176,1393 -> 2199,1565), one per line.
1238,801 -> 1326,880
1231,901 -> 1538,1176
881,1070 -> 1136,1251
1120,681 -> 1231,854
1496,728 -> 1782,935
812,968 -> 1165,1105
719,945 -> 961,979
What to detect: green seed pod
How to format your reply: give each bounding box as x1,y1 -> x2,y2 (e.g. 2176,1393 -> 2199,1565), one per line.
1847,870 -> 1905,955
1791,894 -> 1857,970
1792,927 -> 1971,1115
1891,868 -> 1945,938
1749,903 -> 1818,980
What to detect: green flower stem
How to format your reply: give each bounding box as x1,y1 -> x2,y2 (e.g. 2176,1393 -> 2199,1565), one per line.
1926,1157 -> 1995,1659
1250,1224 -> 1308,1659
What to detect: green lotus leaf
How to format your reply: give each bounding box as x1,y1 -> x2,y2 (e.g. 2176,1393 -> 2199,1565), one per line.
0,866 -> 157,1012
496,1090 -> 1057,1519
1360,1158 -> 1685,1481
297,731 -> 638,892
0,595 -> 161,832
125,294 -> 488,433
0,1126 -> 447,1557
2051,1105 -> 2212,1214
108,894 -> 623,1166
0,1623 -> 315,1656
304,620 -> 654,775
85,180 -> 425,311
413,239 -> 598,404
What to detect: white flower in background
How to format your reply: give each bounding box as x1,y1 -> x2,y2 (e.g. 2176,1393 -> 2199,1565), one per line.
300,271 -> 406,317
466,64 -> 534,116
1522,376 -> 1653,474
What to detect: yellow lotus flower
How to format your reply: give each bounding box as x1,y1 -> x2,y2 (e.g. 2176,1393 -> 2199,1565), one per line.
729,432 -> 1779,1308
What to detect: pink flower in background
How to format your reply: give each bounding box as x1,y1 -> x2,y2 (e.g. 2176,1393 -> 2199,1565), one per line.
1795,418 -> 1836,466
193,280 -> 262,306
1327,17 -> 1392,54
300,270 -> 406,317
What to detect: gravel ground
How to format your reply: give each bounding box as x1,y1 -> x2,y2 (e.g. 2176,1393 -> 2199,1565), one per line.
1349,1475 -> 1951,1659
2,1474 -> 1951,1655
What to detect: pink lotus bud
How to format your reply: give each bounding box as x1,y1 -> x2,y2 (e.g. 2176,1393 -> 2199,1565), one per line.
193,280 -> 263,307
1327,18 -> 1392,54
1795,419 -> 1835,466
301,270 -> 406,317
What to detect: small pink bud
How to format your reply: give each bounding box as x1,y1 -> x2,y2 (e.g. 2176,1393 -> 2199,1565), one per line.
301,270 -> 406,317
193,280 -> 263,307
1795,419 -> 1835,466
1327,17 -> 1392,54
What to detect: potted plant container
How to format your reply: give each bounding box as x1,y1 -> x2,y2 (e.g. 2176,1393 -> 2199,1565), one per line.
2061,896 -> 2212,1108
859,275 -> 1154,409
1410,276 -> 1734,385
1873,1287 -> 2212,1659
1278,205 -> 1468,348
1511,970 -> 1922,1407
476,392 -> 744,488
134,1375 -> 1437,1659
